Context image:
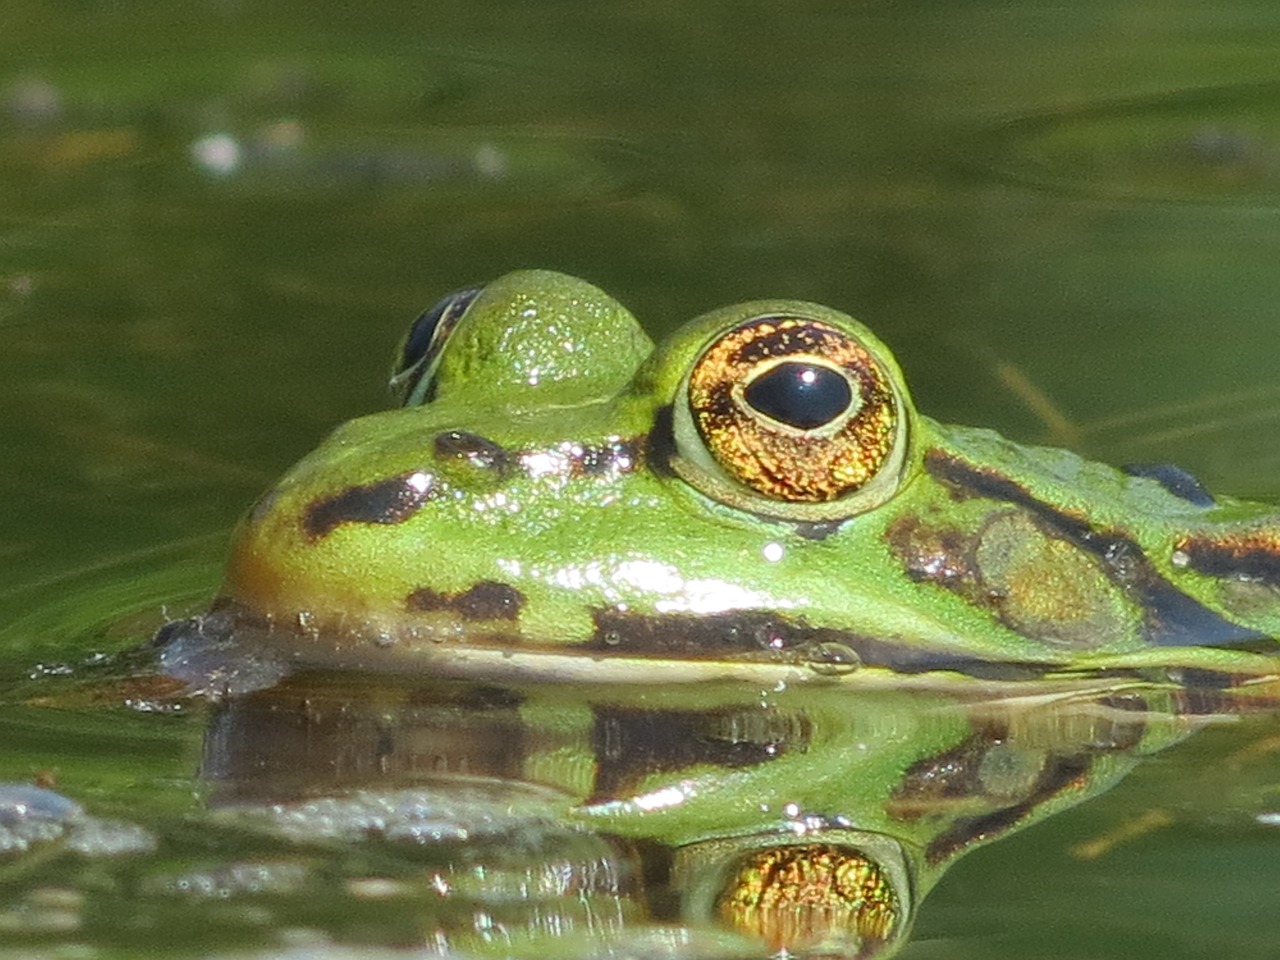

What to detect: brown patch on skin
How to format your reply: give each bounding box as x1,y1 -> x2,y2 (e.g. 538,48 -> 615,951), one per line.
886,515 -> 979,590
454,582 -> 524,620
433,431 -> 513,477
919,449 -> 1266,649
405,581 -> 525,621
588,706 -> 809,801
303,472 -> 437,541
1174,531 -> 1280,587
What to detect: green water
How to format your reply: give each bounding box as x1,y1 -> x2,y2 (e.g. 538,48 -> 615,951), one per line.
4,1 -> 1280,956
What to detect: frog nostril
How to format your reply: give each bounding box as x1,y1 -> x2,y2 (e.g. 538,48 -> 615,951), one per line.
433,431 -> 513,477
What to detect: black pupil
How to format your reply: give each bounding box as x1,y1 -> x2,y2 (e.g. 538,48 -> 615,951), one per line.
399,286 -> 482,372
743,361 -> 853,429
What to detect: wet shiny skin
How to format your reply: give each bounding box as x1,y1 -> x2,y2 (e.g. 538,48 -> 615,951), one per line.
215,269 -> 1280,678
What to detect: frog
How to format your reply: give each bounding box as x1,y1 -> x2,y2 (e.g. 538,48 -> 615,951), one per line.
160,268 -> 1280,690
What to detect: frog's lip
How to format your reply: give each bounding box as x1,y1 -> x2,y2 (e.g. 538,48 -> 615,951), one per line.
151,602 -> 1280,702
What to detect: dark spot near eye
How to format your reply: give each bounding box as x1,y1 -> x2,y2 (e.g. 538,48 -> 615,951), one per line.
433,431 -> 512,476
791,519 -> 844,541
886,515 -> 978,588
576,437 -> 645,477
1174,532 -> 1280,587
405,581 -> 524,621
646,405 -> 678,478
304,472 -> 435,540
1123,462 -> 1215,508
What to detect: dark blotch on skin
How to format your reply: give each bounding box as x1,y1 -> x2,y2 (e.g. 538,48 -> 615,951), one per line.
1123,462 -> 1215,508
588,707 -> 809,801
406,581 -> 525,622
455,581 -> 524,621
304,472 -> 435,541
922,450 -> 1265,649
405,587 -> 448,612
791,519 -> 844,541
433,431 -> 512,476
1175,533 -> 1280,587
646,405 -> 679,478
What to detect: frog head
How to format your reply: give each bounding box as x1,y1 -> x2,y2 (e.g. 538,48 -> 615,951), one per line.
194,269 -> 1280,683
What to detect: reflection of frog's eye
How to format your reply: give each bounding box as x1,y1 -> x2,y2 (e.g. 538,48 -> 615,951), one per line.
389,286 -> 483,407
674,832 -> 913,957
674,315 -> 913,521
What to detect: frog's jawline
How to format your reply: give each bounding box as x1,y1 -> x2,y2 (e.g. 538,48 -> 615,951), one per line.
586,608 -> 1052,681
923,449 -> 1266,649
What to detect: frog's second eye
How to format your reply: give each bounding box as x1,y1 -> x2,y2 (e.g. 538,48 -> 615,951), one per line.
389,286 -> 483,407
673,315 -> 913,521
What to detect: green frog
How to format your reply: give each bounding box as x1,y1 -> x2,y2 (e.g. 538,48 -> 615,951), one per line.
176,269 -> 1280,686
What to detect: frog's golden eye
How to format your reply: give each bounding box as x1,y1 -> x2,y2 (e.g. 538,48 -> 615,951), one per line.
389,285 -> 483,407
673,315 -> 913,521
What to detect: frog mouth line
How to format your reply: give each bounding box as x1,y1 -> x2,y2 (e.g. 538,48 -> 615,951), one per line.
151,600 -> 1277,701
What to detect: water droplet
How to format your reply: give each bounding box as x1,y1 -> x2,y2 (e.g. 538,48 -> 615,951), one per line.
802,641 -> 861,676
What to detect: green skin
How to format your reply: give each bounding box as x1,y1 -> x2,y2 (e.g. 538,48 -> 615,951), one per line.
181,273 -> 1280,955
221,269 -> 1280,682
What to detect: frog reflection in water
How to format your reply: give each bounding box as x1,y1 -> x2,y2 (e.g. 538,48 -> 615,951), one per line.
159,270 -> 1280,957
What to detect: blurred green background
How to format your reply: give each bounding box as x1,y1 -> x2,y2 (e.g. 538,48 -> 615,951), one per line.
3,1 -> 1280,956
